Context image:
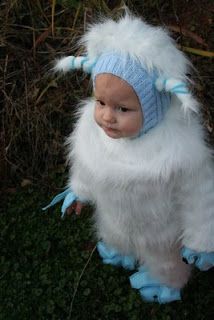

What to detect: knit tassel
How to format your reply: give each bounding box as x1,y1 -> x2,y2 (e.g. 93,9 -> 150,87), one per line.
55,55 -> 97,74
155,77 -> 199,113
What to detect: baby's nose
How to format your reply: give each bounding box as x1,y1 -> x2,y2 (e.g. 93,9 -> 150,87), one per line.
103,107 -> 116,123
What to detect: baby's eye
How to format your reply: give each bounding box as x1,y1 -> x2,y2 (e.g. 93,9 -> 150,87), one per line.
118,107 -> 129,112
96,99 -> 105,106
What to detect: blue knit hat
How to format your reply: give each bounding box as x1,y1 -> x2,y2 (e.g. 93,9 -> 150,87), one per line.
92,52 -> 171,134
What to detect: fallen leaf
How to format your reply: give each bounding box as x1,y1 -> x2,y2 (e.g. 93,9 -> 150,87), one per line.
21,179 -> 32,187
33,26 -> 51,50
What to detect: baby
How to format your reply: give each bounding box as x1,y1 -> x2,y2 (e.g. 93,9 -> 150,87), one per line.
44,14 -> 214,303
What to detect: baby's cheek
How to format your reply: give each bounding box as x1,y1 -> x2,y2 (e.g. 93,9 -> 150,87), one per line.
134,114 -> 143,133
121,122 -> 138,137
128,118 -> 142,136
94,106 -> 100,124
130,125 -> 141,136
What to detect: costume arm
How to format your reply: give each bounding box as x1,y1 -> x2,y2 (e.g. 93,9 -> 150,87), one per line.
42,162 -> 93,218
68,160 -> 93,204
180,159 -> 214,266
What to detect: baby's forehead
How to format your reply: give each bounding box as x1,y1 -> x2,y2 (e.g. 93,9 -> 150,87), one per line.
94,73 -> 141,108
95,73 -> 126,83
95,73 -> 136,93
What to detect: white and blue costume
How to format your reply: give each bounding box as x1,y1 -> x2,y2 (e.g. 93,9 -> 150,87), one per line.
44,14 -> 214,303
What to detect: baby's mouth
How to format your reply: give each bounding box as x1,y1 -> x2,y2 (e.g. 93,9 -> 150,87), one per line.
102,125 -> 118,132
100,124 -> 122,138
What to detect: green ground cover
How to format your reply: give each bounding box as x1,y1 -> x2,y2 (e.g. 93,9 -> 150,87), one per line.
1,186 -> 213,319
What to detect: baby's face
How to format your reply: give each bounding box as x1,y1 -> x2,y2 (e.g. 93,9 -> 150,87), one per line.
94,74 -> 143,139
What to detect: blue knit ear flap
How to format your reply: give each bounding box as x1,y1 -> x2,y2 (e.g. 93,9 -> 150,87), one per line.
55,55 -> 97,74
155,77 -> 199,113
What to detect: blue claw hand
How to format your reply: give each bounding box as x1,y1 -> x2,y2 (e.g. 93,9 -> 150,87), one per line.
42,188 -> 78,218
181,247 -> 214,271
97,241 -> 136,270
130,267 -> 181,304
61,192 -> 77,218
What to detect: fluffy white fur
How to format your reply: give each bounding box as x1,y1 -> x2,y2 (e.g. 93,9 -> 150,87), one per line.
65,15 -> 214,289
81,14 -> 191,79
66,96 -> 214,288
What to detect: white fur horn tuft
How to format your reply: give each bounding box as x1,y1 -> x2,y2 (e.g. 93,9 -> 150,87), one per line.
155,77 -> 198,113
55,55 -> 97,73
55,56 -> 75,72
177,94 -> 199,114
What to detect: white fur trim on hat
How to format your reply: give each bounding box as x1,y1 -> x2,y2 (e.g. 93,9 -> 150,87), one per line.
80,14 -> 191,80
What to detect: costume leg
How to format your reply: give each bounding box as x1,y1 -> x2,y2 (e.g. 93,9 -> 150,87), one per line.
97,241 -> 136,270
130,245 -> 191,303
130,266 -> 181,303
143,245 -> 192,288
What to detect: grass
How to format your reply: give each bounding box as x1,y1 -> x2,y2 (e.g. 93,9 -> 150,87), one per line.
1,186 -> 214,319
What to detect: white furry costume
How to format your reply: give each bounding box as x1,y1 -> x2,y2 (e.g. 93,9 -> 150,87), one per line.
65,15 -> 214,289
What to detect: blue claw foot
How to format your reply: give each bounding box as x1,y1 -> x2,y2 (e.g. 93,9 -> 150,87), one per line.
130,267 -> 181,304
97,241 -> 136,270
181,247 -> 214,271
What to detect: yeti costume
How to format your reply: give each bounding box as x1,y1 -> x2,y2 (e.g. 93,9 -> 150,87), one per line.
46,14 -> 214,303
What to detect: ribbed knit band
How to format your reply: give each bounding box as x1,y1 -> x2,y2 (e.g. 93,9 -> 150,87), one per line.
92,52 -> 171,134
